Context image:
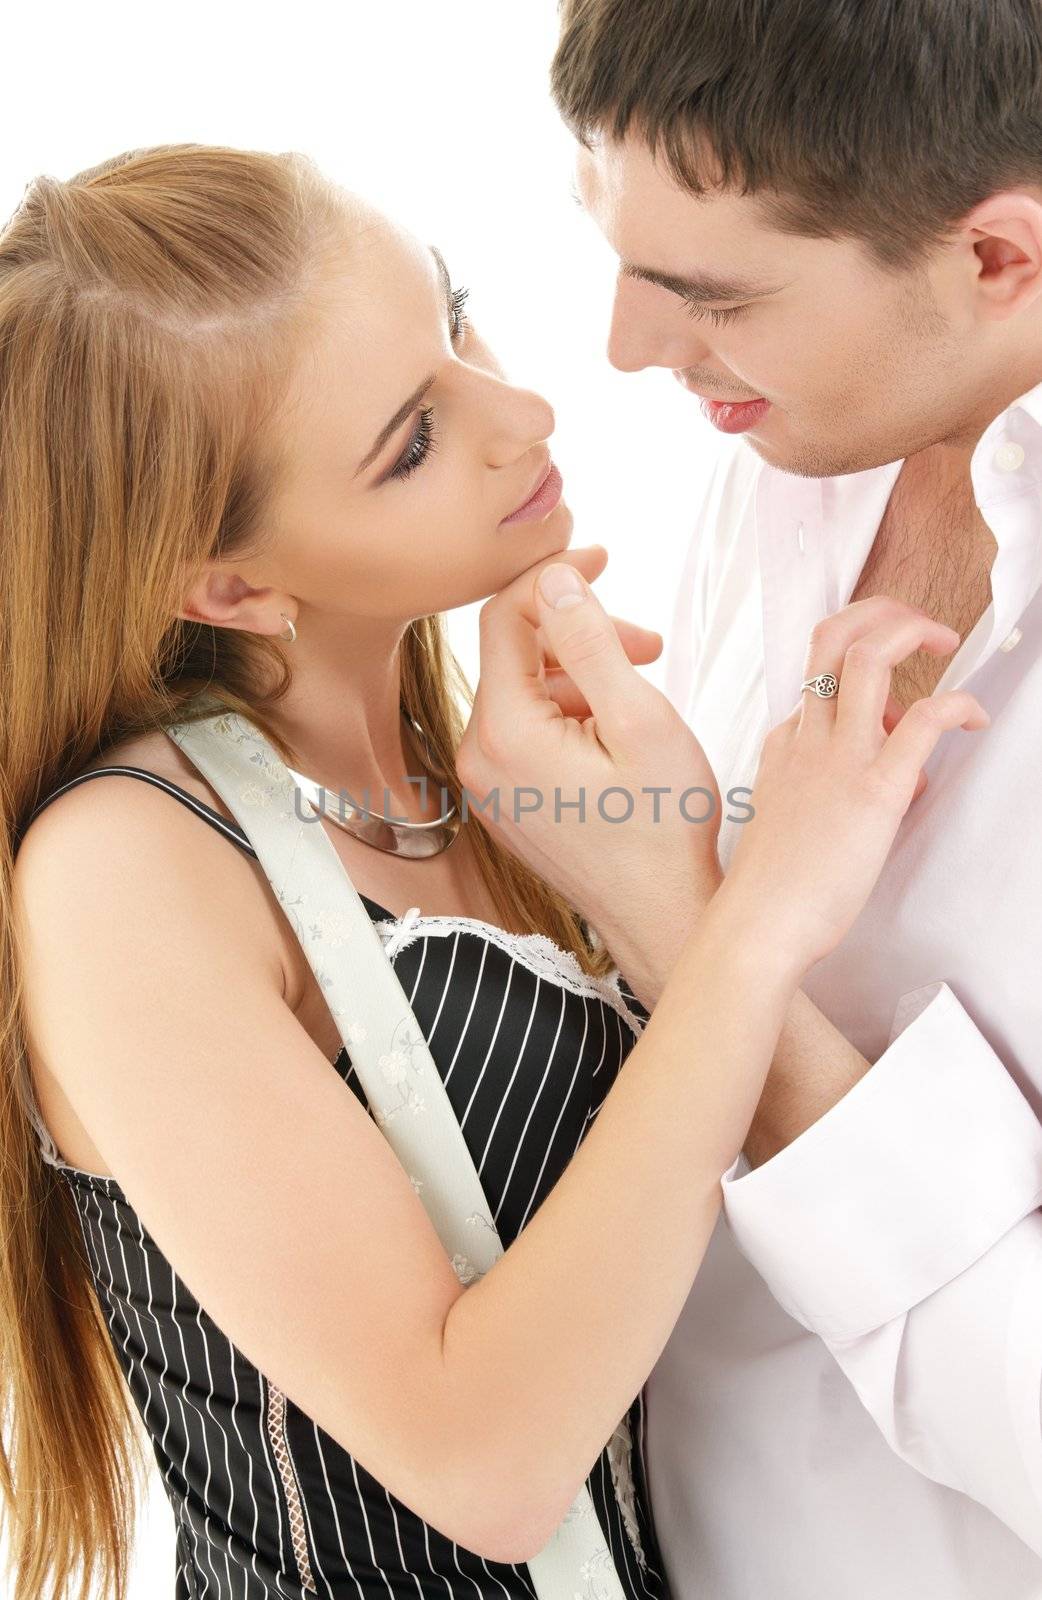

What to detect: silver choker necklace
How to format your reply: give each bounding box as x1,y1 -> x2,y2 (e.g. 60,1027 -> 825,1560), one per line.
290,718 -> 462,859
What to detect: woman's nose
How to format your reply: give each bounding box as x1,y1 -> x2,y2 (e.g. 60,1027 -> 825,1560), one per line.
479,376 -> 556,468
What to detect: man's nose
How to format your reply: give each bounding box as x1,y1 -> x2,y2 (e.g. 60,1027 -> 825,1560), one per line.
606,277 -> 711,373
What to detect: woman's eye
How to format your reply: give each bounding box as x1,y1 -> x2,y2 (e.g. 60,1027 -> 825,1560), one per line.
384,283 -> 469,485
389,405 -> 438,482
682,300 -> 747,328
449,285 -> 470,343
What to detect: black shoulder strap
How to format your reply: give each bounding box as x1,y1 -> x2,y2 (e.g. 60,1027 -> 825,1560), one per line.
22,765 -> 257,857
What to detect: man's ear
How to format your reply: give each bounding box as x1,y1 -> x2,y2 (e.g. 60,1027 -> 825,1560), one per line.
963,190 -> 1042,319
177,563 -> 293,636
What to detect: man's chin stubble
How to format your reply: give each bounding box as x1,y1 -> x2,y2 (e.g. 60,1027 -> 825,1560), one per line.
738,427 -> 877,480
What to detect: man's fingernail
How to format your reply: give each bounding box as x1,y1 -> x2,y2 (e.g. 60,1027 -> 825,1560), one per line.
538,564 -> 586,610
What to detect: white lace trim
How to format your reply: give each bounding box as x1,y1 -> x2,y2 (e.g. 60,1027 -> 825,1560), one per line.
27,1098 -> 69,1172
607,1411 -> 648,1569
372,910 -> 647,1037
18,1057 -> 86,1177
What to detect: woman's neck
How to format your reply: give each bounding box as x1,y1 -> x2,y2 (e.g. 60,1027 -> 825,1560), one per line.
264,612 -> 442,824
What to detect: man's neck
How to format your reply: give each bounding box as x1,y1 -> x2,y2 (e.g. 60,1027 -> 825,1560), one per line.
849,444 -> 998,703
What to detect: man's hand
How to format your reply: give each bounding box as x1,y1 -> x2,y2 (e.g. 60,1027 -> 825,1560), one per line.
457,547 -> 725,1001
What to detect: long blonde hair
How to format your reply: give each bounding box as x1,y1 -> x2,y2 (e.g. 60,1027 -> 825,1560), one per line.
0,142 -> 613,1600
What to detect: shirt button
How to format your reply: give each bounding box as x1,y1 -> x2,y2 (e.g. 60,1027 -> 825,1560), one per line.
994,441 -> 1025,472
795,521 -> 806,553
999,626 -> 1023,652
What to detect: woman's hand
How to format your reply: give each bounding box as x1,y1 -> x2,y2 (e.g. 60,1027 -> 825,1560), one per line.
456,548 -> 725,971
715,594 -> 990,977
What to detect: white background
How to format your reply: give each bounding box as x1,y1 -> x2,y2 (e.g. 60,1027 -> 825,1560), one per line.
0,4 -> 726,1592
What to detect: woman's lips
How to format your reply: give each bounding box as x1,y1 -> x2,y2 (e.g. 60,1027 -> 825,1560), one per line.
500,461 -> 564,525
698,396 -> 771,434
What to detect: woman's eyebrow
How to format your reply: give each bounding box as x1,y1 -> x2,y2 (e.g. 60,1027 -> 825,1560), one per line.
354,244 -> 451,478
621,258 -> 786,304
355,373 -> 437,478
429,242 -> 453,297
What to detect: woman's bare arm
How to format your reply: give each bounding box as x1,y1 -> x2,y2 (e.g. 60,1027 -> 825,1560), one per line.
16,588 -> 982,1563
13,775 -> 795,1565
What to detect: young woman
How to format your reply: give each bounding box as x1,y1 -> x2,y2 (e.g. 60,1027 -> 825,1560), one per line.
0,144 -> 986,1600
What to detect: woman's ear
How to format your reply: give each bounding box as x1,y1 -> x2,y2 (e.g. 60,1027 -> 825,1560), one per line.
177,562 -> 293,636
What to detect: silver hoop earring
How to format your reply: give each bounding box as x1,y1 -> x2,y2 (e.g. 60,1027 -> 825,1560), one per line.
279,612 -> 297,644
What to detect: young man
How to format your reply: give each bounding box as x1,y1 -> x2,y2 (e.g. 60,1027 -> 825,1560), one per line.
546,3 -> 1042,1597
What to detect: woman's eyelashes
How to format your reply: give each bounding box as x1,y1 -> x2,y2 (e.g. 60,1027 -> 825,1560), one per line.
388,284 -> 470,483
390,406 -> 437,482
449,285 -> 470,343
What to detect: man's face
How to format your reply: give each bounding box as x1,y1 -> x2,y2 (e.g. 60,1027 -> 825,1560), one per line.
575,133 -> 979,478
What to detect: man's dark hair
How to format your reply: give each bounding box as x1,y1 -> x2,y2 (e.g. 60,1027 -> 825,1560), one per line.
551,0 -> 1042,268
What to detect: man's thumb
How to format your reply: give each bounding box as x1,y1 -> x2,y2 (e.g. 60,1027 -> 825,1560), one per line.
534,563 -> 650,752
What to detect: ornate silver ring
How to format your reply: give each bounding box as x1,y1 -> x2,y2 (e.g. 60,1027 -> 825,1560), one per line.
800,672 -> 839,698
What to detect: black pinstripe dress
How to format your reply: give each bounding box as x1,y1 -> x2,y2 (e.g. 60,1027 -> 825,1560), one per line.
24,766 -> 671,1600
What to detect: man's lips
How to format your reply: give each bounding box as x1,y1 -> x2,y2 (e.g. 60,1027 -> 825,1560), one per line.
699,397 -> 771,434
673,373 -> 771,434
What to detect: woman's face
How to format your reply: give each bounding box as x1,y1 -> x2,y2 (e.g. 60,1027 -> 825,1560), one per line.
255,201 -> 573,625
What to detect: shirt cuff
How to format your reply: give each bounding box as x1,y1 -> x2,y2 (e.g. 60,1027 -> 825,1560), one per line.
721,981 -> 1042,1341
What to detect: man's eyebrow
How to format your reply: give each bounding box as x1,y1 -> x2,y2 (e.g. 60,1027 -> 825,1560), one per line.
620,259 -> 783,305
354,373 -> 437,478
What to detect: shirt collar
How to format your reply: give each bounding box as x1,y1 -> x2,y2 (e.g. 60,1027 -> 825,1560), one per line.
753,381 -> 1042,726
965,379 -> 1042,679
1007,376 -> 1042,436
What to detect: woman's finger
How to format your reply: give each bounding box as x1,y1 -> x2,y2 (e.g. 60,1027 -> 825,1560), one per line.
881,692 -> 908,734
872,689 -> 990,797
880,694 -> 930,800
796,596 -> 954,730
832,615 -> 962,745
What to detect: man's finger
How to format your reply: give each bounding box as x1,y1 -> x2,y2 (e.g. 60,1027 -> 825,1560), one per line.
542,619 -> 663,716
533,563 -> 655,757
473,546 -> 611,736
541,616 -> 663,671
543,668 -> 592,719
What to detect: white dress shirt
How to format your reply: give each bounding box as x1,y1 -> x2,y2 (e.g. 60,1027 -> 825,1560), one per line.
646,384 -> 1042,1600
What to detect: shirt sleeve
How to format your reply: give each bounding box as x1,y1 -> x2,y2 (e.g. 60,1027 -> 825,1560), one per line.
720,979 -> 1042,1555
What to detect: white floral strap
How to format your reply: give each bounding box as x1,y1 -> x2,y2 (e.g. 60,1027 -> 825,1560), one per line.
165,703 -> 633,1600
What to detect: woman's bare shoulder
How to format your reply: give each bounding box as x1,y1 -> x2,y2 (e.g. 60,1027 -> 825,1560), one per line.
15,724 -> 292,998
77,724 -> 245,830
13,727 -> 298,1179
